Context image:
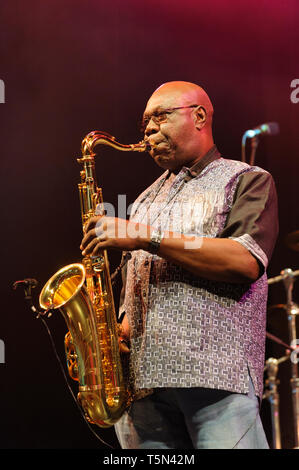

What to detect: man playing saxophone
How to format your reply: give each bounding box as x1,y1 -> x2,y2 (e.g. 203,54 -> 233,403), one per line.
80,81 -> 278,449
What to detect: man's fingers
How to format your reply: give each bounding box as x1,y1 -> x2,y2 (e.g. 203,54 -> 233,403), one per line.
84,215 -> 103,234
80,227 -> 97,250
91,238 -> 108,256
81,235 -> 106,255
81,217 -> 106,249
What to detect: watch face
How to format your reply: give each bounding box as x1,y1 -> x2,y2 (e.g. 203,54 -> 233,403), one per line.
149,230 -> 163,254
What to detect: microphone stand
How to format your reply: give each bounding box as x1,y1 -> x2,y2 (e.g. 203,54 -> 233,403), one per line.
241,131 -> 248,163
241,132 -> 259,166
249,136 -> 259,166
13,279 -> 53,319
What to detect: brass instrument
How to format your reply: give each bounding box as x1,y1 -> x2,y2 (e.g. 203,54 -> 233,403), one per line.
39,131 -> 147,427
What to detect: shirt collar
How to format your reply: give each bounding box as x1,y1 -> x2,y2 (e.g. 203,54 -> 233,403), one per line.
182,145 -> 221,181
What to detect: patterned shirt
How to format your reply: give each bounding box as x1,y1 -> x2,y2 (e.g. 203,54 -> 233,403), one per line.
120,146 -> 278,400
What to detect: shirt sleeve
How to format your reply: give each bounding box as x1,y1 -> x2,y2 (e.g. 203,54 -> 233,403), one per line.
219,170 -> 279,272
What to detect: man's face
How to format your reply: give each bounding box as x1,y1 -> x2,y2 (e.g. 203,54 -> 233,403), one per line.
142,89 -> 200,172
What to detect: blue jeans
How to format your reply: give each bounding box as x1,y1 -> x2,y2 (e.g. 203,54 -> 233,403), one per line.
115,378 -> 269,449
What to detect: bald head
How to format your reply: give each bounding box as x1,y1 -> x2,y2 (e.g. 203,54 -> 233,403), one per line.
147,81 -> 214,127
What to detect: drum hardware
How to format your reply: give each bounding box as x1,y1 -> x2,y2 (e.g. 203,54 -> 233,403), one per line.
263,354 -> 290,449
263,331 -> 293,449
267,268 -> 299,448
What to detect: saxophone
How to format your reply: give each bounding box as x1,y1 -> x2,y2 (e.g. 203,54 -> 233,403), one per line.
39,131 -> 147,427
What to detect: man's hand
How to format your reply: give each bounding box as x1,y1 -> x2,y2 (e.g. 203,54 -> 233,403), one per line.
118,337 -> 130,354
80,216 -> 151,256
118,314 -> 130,355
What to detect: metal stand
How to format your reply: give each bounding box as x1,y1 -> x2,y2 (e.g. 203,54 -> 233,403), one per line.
263,354 -> 290,449
268,268 -> 299,448
264,357 -> 281,449
241,133 -> 259,165
282,269 -> 299,448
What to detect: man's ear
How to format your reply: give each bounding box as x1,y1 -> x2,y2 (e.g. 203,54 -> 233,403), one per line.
194,105 -> 207,129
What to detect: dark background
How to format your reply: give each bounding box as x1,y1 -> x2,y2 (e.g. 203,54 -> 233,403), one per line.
0,0 -> 299,450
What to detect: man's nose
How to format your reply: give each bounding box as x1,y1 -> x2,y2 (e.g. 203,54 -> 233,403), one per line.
144,118 -> 160,136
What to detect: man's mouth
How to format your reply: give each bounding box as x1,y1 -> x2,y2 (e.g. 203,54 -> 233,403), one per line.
150,141 -> 170,153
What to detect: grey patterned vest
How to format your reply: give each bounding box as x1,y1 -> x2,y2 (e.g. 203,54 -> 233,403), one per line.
123,157 -> 270,400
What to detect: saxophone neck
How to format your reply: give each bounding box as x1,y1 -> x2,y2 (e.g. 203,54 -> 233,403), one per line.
77,130 -> 150,234
81,130 -> 148,157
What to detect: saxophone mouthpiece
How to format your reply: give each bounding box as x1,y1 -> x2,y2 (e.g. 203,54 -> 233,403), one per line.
144,141 -> 152,152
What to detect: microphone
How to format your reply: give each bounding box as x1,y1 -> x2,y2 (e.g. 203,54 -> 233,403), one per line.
13,278 -> 38,290
245,122 -> 280,139
241,122 -> 279,164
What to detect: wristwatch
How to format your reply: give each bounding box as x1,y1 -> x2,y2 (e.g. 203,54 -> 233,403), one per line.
148,229 -> 164,254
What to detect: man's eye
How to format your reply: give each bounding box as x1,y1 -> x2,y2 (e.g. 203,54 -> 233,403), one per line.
141,118 -> 149,132
155,112 -> 167,122
141,111 -> 169,132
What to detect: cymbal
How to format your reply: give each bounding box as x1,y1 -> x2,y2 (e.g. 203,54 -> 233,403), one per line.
285,230 -> 299,252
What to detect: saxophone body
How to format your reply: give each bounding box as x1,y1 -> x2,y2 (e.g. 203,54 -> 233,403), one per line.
39,131 -> 147,427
